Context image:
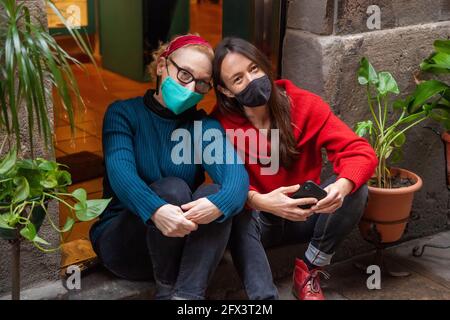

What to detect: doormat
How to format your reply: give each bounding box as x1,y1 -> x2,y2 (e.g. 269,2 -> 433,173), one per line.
56,151 -> 105,184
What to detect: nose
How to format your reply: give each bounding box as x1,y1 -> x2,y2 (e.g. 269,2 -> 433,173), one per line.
247,72 -> 263,84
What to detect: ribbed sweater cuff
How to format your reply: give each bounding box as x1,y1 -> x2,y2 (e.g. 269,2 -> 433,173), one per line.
137,196 -> 168,224
207,192 -> 239,222
338,166 -> 372,193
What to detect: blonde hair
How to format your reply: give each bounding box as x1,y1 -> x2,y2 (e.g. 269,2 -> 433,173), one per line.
148,34 -> 214,82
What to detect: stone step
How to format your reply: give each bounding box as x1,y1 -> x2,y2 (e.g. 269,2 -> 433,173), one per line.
3,230 -> 450,300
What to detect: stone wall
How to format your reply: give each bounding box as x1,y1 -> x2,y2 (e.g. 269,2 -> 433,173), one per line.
282,0 -> 450,259
0,0 -> 60,297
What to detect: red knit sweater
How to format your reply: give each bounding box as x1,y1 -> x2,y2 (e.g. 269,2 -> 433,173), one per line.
212,79 -> 378,195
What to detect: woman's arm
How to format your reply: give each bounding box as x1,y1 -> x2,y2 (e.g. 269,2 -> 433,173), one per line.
103,102 -> 168,223
184,118 -> 250,222
317,112 -> 378,193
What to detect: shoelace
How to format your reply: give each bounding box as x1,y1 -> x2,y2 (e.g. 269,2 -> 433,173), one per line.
303,269 -> 330,294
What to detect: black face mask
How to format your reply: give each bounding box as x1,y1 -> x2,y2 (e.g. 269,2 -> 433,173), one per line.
234,75 -> 272,107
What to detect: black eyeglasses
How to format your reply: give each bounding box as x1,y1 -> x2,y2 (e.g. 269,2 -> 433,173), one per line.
166,57 -> 212,94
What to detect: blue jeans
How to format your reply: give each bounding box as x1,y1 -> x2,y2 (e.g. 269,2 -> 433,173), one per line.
229,176 -> 368,300
90,177 -> 232,300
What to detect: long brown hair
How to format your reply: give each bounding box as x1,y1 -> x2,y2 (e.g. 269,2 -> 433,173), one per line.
213,37 -> 299,168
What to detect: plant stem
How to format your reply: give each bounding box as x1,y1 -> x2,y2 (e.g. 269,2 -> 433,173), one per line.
41,200 -> 65,233
43,192 -> 75,210
377,95 -> 385,133
32,241 -> 60,253
367,86 -> 382,131
386,117 -> 428,148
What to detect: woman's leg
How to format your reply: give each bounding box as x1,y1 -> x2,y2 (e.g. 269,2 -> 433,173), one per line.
281,176 -> 369,267
228,210 -> 280,300
91,209 -> 154,281
171,184 -> 233,300
146,177 -> 193,299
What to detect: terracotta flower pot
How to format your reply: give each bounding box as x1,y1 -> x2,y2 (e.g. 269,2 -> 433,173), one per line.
359,167 -> 423,243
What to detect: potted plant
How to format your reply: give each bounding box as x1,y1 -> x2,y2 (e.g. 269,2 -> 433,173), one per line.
0,0 -> 110,299
355,56 -> 449,244
416,40 -> 450,187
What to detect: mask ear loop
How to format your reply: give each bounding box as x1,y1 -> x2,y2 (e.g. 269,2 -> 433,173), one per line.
155,75 -> 161,95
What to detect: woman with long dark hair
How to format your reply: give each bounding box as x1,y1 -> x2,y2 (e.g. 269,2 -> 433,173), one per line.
212,37 -> 378,300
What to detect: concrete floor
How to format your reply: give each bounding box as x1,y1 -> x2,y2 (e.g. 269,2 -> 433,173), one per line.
3,230 -> 450,300
278,230 -> 450,300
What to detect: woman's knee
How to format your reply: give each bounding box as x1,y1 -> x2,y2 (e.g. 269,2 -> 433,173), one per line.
342,183 -> 368,219
230,210 -> 261,241
192,183 -> 221,200
149,177 -> 192,206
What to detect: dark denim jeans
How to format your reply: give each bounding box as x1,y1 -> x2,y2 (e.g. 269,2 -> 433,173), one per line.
90,177 -> 232,300
229,176 -> 368,300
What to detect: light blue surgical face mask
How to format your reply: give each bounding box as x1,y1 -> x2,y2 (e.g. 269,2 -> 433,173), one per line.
160,76 -> 204,115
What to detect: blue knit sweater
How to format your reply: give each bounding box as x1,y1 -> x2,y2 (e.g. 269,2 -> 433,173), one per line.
90,96 -> 249,243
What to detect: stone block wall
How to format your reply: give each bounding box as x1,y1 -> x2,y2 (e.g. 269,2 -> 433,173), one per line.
282,0 -> 450,259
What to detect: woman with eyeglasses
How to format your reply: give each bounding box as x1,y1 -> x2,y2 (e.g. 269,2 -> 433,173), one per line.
89,35 -> 249,300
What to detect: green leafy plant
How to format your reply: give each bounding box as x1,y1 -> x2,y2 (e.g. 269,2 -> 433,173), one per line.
412,39 -> 450,129
0,142 -> 111,251
0,0 -> 108,299
0,0 -> 108,247
0,0 -> 98,155
355,56 -> 450,188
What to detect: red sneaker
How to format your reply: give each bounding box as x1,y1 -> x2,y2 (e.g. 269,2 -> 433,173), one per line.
292,258 -> 329,300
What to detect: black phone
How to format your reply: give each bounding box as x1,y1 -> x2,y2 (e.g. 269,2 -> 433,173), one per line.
291,181 -> 328,209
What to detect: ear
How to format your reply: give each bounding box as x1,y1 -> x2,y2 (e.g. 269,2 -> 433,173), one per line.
218,85 -> 235,98
156,57 -> 166,76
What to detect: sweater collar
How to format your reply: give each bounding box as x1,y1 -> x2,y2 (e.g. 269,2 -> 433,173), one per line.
143,89 -> 203,120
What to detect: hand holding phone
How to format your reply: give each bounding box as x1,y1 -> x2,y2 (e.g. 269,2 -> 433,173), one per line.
291,181 -> 328,209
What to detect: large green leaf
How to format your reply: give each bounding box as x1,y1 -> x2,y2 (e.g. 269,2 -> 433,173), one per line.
420,52 -> 450,73
358,57 -> 378,85
408,80 -> 450,113
13,176 -> 29,203
355,120 -> 374,138
60,217 -> 75,233
72,188 -> 87,203
19,221 -> 36,241
37,159 -> 58,172
434,39 -> 450,55
0,148 -> 16,175
376,72 -> 400,96
75,198 -> 111,222
19,221 -> 49,245
57,170 -> 72,187
0,214 -> 14,229
40,173 -> 58,189
33,235 -> 50,245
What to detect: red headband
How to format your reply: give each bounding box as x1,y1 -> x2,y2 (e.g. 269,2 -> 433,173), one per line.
161,35 -> 212,58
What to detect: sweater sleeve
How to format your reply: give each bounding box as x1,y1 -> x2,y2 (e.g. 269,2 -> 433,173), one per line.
316,110 -> 378,193
102,101 -> 167,223
197,118 -> 250,221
